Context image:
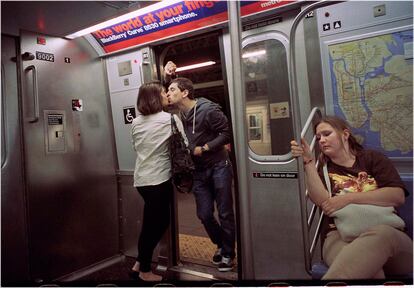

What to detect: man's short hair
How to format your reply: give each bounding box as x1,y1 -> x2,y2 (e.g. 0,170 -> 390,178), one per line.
170,77 -> 194,100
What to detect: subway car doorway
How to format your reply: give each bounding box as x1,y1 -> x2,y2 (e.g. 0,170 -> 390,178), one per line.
156,32 -> 238,280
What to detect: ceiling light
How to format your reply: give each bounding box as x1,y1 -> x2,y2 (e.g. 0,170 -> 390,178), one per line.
176,61 -> 216,72
65,0 -> 181,39
242,50 -> 266,58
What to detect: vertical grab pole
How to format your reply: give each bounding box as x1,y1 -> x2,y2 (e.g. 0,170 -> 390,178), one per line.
288,0 -> 344,274
228,1 -> 255,279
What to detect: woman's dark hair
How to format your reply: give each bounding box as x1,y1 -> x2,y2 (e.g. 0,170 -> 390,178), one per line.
315,115 -> 363,164
137,81 -> 164,115
170,77 -> 194,99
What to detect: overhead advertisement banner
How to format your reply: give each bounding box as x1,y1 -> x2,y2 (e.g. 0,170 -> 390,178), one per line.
91,0 -> 295,54
92,1 -> 228,53
240,0 -> 295,17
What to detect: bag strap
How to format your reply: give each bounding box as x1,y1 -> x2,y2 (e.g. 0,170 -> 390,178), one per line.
323,164 -> 332,198
171,114 -> 190,147
171,114 -> 178,134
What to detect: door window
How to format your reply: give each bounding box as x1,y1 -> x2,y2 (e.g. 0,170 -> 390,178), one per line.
248,113 -> 263,141
243,34 -> 294,158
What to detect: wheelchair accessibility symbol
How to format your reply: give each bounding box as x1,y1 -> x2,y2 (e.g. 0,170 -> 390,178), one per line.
123,107 -> 136,124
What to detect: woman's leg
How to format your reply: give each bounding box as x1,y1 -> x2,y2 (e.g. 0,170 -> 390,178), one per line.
136,180 -> 173,273
382,229 -> 413,277
323,225 -> 412,279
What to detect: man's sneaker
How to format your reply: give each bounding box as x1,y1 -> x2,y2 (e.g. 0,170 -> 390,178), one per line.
212,248 -> 222,265
218,256 -> 233,272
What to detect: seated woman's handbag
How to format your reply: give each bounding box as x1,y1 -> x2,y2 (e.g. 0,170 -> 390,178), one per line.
170,115 -> 195,193
323,164 -> 405,242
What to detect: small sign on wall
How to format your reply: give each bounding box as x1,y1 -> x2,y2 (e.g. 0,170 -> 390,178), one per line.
118,61 -> 132,76
270,101 -> 290,119
253,172 -> 298,179
72,99 -> 83,111
123,107 -> 136,124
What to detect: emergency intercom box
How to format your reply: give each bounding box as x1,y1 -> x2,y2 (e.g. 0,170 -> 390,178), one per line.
44,110 -> 67,154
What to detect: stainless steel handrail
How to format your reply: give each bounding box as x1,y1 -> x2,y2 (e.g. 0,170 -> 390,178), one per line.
25,65 -> 39,123
1,63 -> 8,168
300,107 -> 322,140
310,205 -> 325,258
299,107 -> 325,259
288,0 -> 344,274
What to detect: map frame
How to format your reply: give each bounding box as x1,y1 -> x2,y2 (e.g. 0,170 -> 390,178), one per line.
320,24 -> 413,161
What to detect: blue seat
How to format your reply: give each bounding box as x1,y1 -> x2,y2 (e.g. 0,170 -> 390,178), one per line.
312,262 -> 329,280
312,177 -> 413,279
397,177 -> 413,239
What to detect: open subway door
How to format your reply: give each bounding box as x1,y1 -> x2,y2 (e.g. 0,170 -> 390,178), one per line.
15,30 -> 119,282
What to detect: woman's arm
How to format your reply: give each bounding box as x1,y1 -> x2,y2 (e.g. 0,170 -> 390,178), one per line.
291,139 -> 329,206
347,187 -> 405,207
321,187 -> 405,216
304,162 -> 330,206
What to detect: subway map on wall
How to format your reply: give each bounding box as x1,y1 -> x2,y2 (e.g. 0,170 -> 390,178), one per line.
328,29 -> 413,158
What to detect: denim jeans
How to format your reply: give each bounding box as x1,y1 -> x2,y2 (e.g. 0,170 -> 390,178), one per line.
192,159 -> 236,259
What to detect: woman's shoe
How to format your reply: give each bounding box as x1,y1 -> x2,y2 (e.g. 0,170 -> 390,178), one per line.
138,271 -> 163,282
128,270 -> 140,280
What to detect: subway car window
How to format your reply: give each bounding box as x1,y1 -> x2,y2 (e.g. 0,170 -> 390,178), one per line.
243,37 -> 293,156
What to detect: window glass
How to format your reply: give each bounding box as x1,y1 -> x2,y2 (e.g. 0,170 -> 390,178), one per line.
243,38 -> 293,156
248,113 -> 262,141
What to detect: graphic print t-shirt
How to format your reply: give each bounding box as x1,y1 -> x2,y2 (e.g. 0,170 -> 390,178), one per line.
319,149 -> 408,233
321,149 -> 407,196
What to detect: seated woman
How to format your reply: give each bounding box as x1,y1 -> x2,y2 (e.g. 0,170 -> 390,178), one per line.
290,115 -> 413,280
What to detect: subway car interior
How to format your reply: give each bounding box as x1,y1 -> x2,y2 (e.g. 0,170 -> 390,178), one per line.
1,0 -> 413,286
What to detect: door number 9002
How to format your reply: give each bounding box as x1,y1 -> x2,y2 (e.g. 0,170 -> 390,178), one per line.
36,51 -> 54,62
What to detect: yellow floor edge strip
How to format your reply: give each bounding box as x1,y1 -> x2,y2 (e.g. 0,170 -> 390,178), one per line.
179,234 -> 216,262
178,234 -> 238,264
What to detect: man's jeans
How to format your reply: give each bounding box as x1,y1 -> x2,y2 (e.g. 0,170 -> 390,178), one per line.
192,159 -> 236,259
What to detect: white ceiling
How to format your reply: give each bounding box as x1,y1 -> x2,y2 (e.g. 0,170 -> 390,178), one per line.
1,1 -> 156,38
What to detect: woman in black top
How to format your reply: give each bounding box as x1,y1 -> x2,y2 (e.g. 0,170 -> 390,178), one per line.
291,116 -> 412,279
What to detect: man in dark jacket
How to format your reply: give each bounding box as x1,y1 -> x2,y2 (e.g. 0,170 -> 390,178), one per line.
166,73 -> 236,272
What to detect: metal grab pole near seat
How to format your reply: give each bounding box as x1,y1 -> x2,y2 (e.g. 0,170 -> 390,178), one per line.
299,107 -> 325,259
287,0 -> 344,274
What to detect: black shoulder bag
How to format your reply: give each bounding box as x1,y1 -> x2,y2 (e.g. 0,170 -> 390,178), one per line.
170,115 -> 195,193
